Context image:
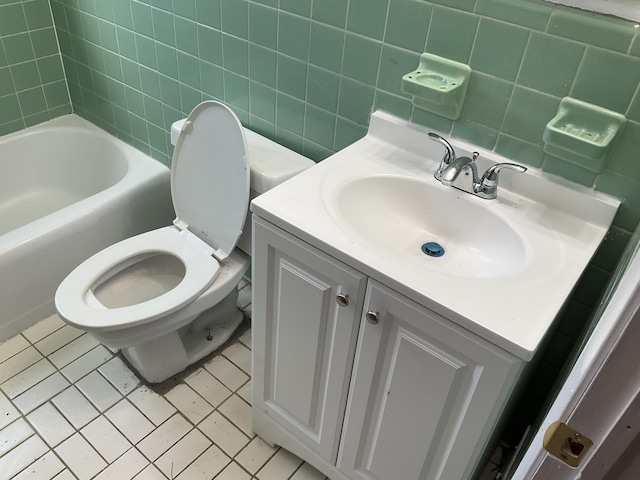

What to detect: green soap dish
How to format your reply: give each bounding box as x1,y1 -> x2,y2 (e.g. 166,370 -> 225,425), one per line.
543,97 -> 626,172
401,53 -> 471,120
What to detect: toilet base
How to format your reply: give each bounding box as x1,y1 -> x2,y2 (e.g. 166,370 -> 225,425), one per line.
122,288 -> 244,383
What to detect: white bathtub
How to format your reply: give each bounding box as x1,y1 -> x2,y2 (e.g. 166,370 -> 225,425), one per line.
0,115 -> 174,342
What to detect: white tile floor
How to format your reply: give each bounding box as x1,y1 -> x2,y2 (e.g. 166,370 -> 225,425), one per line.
0,281 -> 329,480
0,279 -> 502,480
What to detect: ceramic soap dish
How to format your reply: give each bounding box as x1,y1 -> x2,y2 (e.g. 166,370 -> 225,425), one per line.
401,53 -> 471,120
543,97 -> 626,172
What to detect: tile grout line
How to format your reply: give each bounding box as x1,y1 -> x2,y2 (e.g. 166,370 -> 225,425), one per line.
0,282 -> 332,480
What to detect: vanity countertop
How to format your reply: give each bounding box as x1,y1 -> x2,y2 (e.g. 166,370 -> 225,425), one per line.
251,111 -> 619,360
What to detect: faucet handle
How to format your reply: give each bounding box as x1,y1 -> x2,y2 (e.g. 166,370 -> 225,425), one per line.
428,132 -> 456,165
476,162 -> 527,199
482,162 -> 527,183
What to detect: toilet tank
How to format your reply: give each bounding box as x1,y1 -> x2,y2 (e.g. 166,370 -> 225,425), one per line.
170,119 -> 315,255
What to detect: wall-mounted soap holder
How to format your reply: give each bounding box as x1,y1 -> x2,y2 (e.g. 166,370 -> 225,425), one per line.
543,97 -> 626,173
401,53 -> 471,120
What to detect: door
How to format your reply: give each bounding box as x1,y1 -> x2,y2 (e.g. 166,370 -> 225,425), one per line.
252,217 -> 367,462
512,243 -> 640,480
338,280 -> 522,480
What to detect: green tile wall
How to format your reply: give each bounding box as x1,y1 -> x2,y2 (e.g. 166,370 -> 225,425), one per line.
11,0 -> 637,451
48,0 -> 640,230
0,0 -> 71,135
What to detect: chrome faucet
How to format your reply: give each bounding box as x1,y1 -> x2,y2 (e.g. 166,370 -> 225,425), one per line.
428,132 -> 527,200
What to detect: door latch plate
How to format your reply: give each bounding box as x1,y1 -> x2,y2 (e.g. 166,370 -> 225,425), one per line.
543,421 -> 593,468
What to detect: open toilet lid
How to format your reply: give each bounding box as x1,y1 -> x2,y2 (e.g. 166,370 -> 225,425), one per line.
171,101 -> 249,261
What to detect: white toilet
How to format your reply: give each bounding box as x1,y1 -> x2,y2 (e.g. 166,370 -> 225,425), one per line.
55,101 -> 314,383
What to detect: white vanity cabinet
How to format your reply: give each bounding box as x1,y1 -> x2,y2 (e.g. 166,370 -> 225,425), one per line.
252,216 -> 524,480
339,280 -> 522,480
250,111 -> 618,479
252,217 -> 367,465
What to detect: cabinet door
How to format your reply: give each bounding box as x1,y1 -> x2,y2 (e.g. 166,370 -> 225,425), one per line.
252,217 -> 367,462
339,281 -> 522,480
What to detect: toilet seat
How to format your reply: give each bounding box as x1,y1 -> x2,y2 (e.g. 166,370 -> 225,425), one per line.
55,227 -> 221,330
55,101 -> 250,333
171,101 -> 249,260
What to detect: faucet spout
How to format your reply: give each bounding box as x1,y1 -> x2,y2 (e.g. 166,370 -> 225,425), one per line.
440,153 -> 479,186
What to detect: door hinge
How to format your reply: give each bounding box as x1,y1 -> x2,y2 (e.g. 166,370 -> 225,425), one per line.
543,421 -> 593,468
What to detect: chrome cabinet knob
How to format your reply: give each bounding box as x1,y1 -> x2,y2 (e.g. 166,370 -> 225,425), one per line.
365,311 -> 380,325
336,294 -> 349,307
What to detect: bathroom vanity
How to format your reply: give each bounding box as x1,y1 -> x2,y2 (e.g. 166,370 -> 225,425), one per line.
251,111 -> 619,480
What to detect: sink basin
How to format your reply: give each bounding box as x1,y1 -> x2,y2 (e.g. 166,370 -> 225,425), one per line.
336,175 -> 527,279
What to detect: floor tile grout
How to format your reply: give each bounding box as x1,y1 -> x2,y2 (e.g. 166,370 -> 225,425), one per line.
1,280 -> 498,480
0,283 -> 328,480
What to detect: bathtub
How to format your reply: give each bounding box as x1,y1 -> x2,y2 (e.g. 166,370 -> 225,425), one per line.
0,115 -> 174,342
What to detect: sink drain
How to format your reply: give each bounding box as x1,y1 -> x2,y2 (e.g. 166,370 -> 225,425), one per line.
421,242 -> 445,257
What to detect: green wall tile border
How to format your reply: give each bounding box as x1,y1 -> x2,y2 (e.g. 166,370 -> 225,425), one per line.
429,0 -> 477,13
548,7 -> 637,53
475,0 -> 552,31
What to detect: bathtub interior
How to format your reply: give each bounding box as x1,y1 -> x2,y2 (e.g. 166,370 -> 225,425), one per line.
0,129 -> 129,235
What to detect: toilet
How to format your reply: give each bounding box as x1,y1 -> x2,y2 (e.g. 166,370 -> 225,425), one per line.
55,101 -> 314,383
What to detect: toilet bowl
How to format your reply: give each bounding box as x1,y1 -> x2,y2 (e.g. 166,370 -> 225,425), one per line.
55,101 -> 314,383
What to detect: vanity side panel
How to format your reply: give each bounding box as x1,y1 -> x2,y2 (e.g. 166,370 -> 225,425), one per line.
252,216 -> 367,463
